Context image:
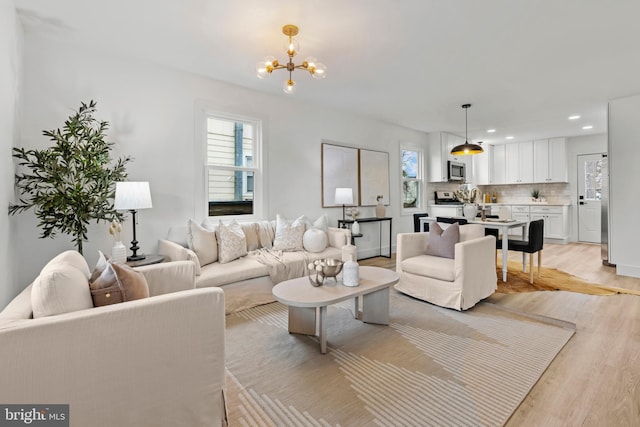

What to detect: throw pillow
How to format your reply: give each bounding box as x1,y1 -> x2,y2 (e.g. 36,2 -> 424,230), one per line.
31,253 -> 94,319
187,219 -> 218,266
240,222 -> 261,251
89,250 -> 109,283
89,262 -> 150,307
296,214 -> 329,233
257,220 -> 275,249
425,222 -> 460,259
216,220 -> 248,264
303,228 -> 328,253
273,214 -> 305,251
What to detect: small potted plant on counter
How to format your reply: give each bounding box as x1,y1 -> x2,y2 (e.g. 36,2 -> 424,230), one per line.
531,189 -> 541,202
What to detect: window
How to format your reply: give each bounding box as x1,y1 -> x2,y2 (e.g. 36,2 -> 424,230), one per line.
584,158 -> 603,200
206,114 -> 262,218
400,145 -> 424,213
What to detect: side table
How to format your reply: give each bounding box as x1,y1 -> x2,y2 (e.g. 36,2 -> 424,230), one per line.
126,254 -> 165,268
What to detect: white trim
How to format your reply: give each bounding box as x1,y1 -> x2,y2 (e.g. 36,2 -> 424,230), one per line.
194,104 -> 267,222
399,142 -> 425,216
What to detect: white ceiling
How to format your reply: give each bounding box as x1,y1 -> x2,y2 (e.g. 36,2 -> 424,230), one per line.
15,0 -> 640,143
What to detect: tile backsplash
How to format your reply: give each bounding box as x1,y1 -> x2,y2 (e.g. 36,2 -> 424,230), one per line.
430,182 -> 571,204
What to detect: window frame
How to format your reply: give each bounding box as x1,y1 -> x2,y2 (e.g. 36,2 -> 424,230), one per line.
196,107 -> 265,221
399,143 -> 425,215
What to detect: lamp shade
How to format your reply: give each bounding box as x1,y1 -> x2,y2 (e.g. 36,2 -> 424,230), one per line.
334,188 -> 353,205
114,182 -> 153,210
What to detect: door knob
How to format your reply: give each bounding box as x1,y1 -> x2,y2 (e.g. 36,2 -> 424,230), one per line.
579,201 -> 585,205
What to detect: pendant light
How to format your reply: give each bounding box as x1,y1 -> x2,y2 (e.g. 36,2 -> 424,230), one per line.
451,104 -> 484,155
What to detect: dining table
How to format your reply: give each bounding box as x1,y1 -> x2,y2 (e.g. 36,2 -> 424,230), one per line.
419,216 -> 528,282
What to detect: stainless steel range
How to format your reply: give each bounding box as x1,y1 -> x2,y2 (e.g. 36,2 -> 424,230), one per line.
434,191 -> 462,205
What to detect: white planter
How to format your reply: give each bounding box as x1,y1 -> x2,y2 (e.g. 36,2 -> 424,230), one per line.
463,203 -> 478,220
351,220 -> 360,234
111,241 -> 127,264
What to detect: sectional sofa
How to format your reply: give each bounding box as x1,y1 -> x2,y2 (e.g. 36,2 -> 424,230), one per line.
158,215 -> 351,313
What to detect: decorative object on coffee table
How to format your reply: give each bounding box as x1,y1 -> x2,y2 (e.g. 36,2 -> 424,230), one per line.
114,181 -> 153,261
307,259 -> 343,287
343,255 -> 359,287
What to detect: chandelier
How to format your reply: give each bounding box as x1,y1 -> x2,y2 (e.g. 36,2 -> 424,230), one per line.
256,24 -> 327,94
451,104 -> 484,155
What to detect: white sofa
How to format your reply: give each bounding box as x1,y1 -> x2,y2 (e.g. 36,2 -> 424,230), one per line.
0,254 -> 227,427
158,221 -> 351,314
395,224 -> 497,310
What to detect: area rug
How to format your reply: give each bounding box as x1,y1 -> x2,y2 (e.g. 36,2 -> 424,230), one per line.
496,260 -> 640,296
225,291 -> 575,426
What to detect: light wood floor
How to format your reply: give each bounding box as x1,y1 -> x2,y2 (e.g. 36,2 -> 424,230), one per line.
361,243 -> 640,426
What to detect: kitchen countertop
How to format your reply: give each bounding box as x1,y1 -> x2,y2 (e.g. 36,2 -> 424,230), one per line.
427,201 -> 571,206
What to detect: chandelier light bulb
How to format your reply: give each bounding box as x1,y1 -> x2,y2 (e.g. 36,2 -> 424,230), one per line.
311,62 -> 327,79
283,79 -> 296,94
284,38 -> 300,57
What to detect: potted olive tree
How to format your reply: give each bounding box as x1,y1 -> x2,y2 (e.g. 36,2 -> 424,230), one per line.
9,100 -> 131,254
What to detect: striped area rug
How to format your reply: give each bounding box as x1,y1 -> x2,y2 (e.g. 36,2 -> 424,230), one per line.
225,291 -> 575,426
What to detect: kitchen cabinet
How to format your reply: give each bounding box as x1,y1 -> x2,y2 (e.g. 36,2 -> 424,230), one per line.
490,144 -> 506,184
471,144 -> 491,185
529,205 -> 569,242
428,132 -> 468,182
533,138 -> 568,183
505,141 -> 534,184
509,205 -> 531,236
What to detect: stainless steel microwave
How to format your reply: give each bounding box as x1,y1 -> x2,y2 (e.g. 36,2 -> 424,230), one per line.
448,160 -> 466,181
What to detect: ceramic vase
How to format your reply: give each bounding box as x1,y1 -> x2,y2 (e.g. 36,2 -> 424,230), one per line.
375,203 -> 385,218
343,255 -> 359,287
351,220 -> 360,234
111,241 -> 127,264
463,203 -> 478,220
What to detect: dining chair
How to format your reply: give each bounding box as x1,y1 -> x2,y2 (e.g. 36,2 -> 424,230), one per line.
503,219 -> 544,284
413,213 -> 429,232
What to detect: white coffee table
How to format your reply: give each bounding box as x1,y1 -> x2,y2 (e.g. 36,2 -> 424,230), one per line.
272,266 -> 399,354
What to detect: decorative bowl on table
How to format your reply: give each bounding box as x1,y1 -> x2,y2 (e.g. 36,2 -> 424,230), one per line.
308,259 -> 344,287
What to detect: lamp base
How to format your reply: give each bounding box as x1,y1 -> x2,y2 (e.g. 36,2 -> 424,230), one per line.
127,254 -> 146,262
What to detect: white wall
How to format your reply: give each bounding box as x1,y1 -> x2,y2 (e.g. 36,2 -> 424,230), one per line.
0,0 -> 21,308
13,31 -> 427,291
608,95 -> 640,278
566,133 -> 607,242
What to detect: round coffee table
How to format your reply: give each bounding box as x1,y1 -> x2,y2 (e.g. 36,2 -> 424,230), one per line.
272,266 -> 399,354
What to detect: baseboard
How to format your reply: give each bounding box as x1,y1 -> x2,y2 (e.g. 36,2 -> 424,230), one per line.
616,264 -> 640,279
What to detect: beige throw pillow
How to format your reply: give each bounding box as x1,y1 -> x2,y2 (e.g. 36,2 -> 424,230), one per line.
31,250 -> 94,318
240,222 -> 261,251
216,220 -> 248,263
187,219 -> 218,266
257,220 -> 275,249
425,222 -> 460,259
273,214 -> 305,251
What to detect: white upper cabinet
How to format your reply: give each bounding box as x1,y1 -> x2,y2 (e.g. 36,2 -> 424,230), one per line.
505,141 -> 533,184
427,132 -> 468,182
533,138 -> 567,183
471,144 -> 491,185
491,144 -> 506,184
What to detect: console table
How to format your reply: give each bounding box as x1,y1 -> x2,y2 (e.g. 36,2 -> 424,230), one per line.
338,217 -> 392,259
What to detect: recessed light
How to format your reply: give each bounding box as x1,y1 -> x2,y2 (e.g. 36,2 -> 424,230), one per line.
487,129 -> 496,133
506,136 -> 514,140
569,115 -> 581,120
582,125 -> 593,130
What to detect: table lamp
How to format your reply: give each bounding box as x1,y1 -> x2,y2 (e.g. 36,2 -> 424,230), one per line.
334,187 -> 353,228
114,181 -> 153,261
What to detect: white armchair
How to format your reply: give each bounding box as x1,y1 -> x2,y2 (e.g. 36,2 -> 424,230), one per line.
395,224 -> 497,310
